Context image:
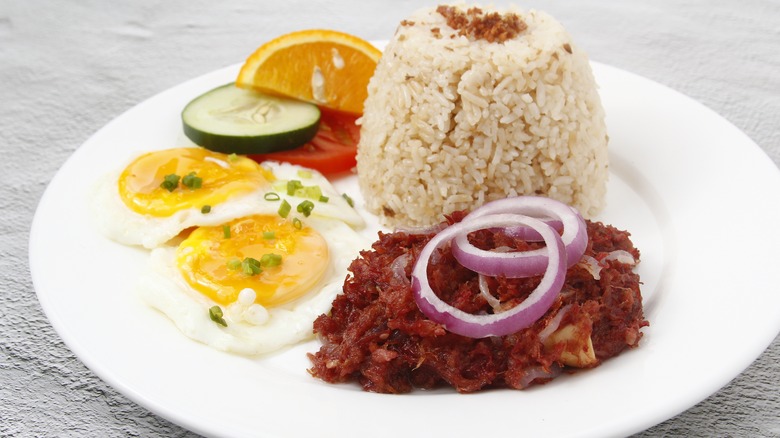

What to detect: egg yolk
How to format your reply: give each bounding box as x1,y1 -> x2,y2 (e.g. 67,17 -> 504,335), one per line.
118,148 -> 272,217
175,215 -> 329,307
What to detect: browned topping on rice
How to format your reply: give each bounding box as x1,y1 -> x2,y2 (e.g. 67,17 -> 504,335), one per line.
436,5 -> 527,43
400,20 -> 415,26
563,43 -> 573,53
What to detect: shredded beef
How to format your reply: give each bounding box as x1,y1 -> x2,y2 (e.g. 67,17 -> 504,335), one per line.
308,213 -> 647,393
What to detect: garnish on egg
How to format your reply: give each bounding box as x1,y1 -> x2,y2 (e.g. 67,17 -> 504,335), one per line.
278,200 -> 292,218
260,253 -> 283,267
287,180 -> 304,195
242,257 -> 262,276
283,179 -> 325,200
342,193 -> 354,207
181,171 -> 203,189
161,174 -> 181,192
209,305 -> 228,327
297,200 -> 315,217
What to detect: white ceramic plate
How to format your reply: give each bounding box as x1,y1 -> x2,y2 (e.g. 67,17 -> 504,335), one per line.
31,60 -> 780,438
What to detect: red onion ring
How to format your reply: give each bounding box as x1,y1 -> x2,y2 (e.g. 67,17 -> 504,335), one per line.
411,213 -> 567,338
450,197 -> 587,278
503,219 -> 563,241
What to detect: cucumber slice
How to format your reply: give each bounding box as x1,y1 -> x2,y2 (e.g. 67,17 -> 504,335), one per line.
182,83 -> 321,154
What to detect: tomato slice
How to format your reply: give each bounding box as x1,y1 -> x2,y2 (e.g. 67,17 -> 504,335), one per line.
247,108 -> 359,175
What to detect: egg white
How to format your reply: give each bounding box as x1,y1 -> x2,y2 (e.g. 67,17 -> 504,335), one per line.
138,216 -> 370,355
93,159 -> 364,249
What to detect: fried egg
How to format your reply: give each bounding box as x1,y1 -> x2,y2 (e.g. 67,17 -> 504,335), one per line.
138,214 -> 368,355
94,147 -> 363,248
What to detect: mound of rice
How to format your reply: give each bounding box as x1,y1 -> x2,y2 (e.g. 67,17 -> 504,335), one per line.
356,4 -> 608,228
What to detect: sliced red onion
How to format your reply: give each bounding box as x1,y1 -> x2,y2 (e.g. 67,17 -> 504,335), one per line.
538,304 -> 572,343
390,252 -> 412,283
411,214 -> 567,338
579,250 -> 636,280
503,219 -> 563,241
603,249 -> 636,265
477,274 -> 502,313
451,197 -> 587,278
579,255 -> 602,280
516,364 -> 562,389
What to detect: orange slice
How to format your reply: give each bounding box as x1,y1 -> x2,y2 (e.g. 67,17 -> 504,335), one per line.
236,29 -> 382,115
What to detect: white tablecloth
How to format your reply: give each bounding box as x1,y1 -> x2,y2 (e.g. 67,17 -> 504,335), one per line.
2,0 -> 778,436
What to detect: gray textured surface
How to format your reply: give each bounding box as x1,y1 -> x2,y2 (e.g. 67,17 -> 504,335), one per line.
2,0 -> 779,436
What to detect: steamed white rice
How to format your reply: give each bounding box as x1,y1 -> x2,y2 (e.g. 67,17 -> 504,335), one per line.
356,4 -> 608,228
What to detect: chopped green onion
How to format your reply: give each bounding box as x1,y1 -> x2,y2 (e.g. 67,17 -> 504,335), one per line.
226,259 -> 242,270
242,257 -> 262,276
278,200 -> 292,218
160,174 -> 180,192
260,253 -> 282,267
262,231 -> 276,240
222,225 -> 231,239
292,217 -> 302,229
264,192 -> 280,201
342,193 -> 354,207
286,180 -> 304,196
209,306 -> 227,327
242,258 -> 262,275
296,185 -> 323,200
319,195 -> 329,203
201,205 -> 211,214
227,153 -> 239,162
297,200 -> 315,217
297,169 -> 313,179
281,180 -> 324,200
182,171 -> 203,189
